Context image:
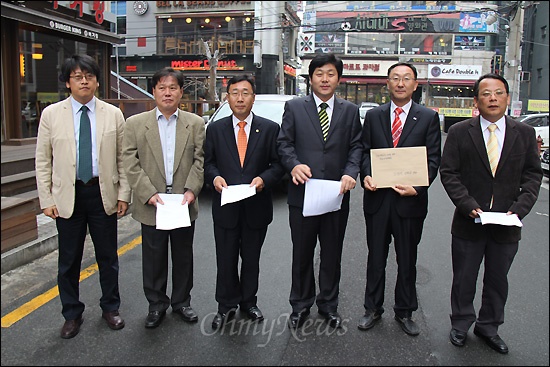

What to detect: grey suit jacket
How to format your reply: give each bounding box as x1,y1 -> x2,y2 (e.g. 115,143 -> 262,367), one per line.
277,94 -> 363,208
123,109 -> 205,226
35,97 -> 131,218
440,115 -> 542,243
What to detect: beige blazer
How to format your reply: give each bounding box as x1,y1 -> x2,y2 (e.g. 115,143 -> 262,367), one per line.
35,97 -> 131,218
123,109 -> 205,226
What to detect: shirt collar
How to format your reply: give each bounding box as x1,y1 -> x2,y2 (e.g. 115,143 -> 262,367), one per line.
232,113 -> 253,128
313,94 -> 335,110
480,115 -> 506,131
71,96 -> 95,113
391,100 -> 412,115
156,107 -> 178,121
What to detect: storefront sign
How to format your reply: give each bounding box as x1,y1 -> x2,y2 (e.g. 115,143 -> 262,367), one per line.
171,59 -> 244,71
428,65 -> 482,80
284,65 -> 296,77
156,1 -> 252,11
435,107 -> 475,118
527,99 -> 549,112
52,1 -> 106,25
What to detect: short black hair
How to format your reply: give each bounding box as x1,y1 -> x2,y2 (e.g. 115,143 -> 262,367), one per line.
387,62 -> 418,80
473,73 -> 509,97
308,53 -> 344,79
226,75 -> 256,94
152,67 -> 184,88
59,54 -> 100,83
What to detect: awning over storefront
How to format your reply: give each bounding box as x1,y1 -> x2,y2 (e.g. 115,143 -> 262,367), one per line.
1,1 -> 123,44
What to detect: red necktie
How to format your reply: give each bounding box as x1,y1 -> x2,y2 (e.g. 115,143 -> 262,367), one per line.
237,121 -> 247,167
392,107 -> 404,147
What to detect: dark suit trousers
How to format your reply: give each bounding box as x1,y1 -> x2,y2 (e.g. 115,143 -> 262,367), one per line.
214,209 -> 267,313
141,222 -> 195,312
450,233 -> 518,336
363,192 -> 424,318
56,183 -> 120,321
289,195 -> 350,313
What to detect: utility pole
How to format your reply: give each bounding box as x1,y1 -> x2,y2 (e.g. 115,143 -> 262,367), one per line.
203,38 -> 219,104
504,2 -> 524,116
279,30 -> 285,94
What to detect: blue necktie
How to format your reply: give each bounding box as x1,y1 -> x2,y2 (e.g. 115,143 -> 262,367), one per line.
78,105 -> 93,183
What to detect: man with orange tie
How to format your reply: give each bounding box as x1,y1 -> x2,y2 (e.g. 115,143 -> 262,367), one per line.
204,75 -> 284,330
440,73 -> 542,353
358,62 -> 441,336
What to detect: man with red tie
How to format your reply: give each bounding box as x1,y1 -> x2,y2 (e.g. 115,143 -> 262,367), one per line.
204,75 -> 284,330
358,62 -> 441,336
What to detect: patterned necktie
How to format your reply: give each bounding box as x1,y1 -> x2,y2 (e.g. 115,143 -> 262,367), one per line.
487,123 -> 499,176
78,105 -> 93,183
392,107 -> 404,147
237,121 -> 247,167
319,102 -> 329,141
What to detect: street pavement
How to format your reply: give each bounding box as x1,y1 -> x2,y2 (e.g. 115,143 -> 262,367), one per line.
1,174 -> 549,366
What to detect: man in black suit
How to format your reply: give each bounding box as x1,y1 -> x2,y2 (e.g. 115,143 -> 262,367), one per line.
440,74 -> 542,353
204,75 -> 284,330
359,62 -> 441,336
278,53 -> 363,329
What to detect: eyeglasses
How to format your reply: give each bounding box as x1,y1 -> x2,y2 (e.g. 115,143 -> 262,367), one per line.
70,74 -> 96,82
229,90 -> 253,98
388,76 -> 415,83
480,90 -> 507,98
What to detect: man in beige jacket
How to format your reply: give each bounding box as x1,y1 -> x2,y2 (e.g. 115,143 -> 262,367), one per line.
123,67 -> 205,328
35,55 -> 131,339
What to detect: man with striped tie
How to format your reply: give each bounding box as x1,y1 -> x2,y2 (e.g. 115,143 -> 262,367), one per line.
358,62 -> 441,336
278,53 -> 363,330
440,74 -> 542,353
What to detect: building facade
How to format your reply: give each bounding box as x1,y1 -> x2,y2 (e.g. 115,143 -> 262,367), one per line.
1,1 -> 121,143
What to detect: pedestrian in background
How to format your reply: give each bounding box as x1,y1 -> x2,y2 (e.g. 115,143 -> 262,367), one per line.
35,54 -> 131,339
204,75 -> 284,330
440,73 -> 542,353
358,62 -> 441,336
277,53 -> 363,329
123,67 -> 205,329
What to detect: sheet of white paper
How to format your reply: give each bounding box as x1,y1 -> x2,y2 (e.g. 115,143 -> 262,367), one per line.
156,194 -> 191,230
303,179 -> 343,217
475,212 -> 523,227
221,184 -> 256,206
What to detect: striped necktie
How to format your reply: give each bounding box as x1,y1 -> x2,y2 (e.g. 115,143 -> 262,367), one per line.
78,105 -> 93,183
392,107 -> 403,147
319,102 -> 329,141
487,123 -> 499,176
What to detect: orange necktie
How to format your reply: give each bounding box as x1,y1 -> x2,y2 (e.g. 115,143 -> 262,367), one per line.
237,121 -> 247,167
392,107 -> 403,147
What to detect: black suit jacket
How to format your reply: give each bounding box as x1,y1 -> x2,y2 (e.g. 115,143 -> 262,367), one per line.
277,94 -> 363,208
361,102 -> 441,218
204,114 -> 284,229
440,116 -> 542,243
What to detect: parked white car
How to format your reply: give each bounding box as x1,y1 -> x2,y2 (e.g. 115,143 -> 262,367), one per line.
359,102 -> 380,125
517,112 -> 549,149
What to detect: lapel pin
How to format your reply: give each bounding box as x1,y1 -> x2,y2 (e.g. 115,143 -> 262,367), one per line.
413,117 -> 417,121
256,129 -> 260,133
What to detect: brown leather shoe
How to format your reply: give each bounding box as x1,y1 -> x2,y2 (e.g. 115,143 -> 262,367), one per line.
60,316 -> 83,339
102,310 -> 125,330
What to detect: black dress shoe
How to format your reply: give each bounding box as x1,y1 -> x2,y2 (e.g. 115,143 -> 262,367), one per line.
450,328 -> 467,347
60,316 -> 83,339
474,328 -> 509,354
173,306 -> 198,323
288,308 -> 310,329
358,310 -> 381,331
318,310 -> 342,328
212,310 -> 236,330
145,310 -> 166,328
394,315 -> 420,336
102,310 -> 125,330
245,306 -> 264,322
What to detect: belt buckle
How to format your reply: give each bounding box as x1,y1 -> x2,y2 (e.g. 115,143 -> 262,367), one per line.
166,186 -> 173,194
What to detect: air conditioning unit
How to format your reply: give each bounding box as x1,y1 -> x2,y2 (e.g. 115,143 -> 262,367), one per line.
521,71 -> 531,82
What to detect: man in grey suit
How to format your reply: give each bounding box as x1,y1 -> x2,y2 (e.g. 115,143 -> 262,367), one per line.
358,62 -> 441,336
123,67 -> 205,329
440,73 -> 542,353
36,54 -> 131,339
278,53 -> 363,329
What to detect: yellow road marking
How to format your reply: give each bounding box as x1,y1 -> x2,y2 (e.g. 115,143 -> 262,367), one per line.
1,236 -> 141,328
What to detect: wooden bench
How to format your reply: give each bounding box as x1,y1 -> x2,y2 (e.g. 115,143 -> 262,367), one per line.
1,196 -> 38,253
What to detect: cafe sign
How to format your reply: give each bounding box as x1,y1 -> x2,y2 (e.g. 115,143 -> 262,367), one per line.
428,65 -> 482,80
